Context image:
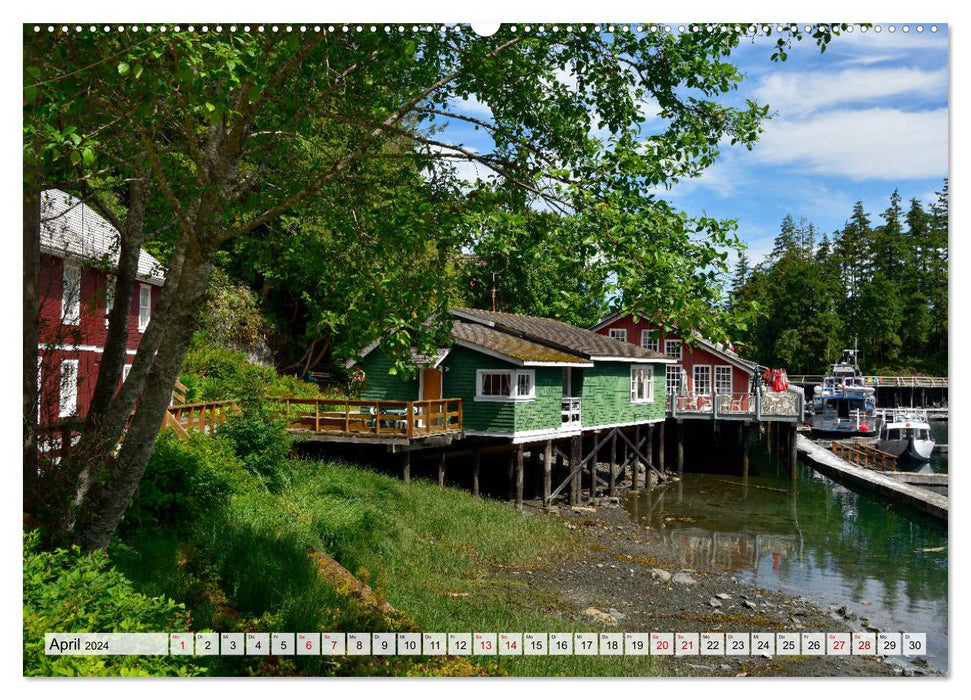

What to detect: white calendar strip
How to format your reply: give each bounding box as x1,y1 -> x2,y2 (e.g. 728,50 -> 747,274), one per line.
44,632 -> 928,657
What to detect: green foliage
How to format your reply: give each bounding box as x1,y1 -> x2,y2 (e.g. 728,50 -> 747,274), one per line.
122,432 -> 248,535
197,267 -> 273,352
732,183 -> 948,375
218,404 -> 293,491
23,530 -> 201,677
180,342 -> 320,402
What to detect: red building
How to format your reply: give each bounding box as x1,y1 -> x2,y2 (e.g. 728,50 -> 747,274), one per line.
591,313 -> 756,402
37,189 -> 164,423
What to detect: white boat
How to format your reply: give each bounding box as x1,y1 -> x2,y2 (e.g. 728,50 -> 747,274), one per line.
877,409 -> 935,461
811,349 -> 878,436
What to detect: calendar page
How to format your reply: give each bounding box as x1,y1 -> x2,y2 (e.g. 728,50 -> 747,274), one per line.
21,1 -> 950,687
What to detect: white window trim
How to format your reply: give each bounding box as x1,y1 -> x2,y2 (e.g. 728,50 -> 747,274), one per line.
608,328 -> 627,343
666,364 -> 683,395
138,283 -> 151,333
105,275 -> 115,327
715,365 -> 733,395
59,359 -> 79,418
122,364 -> 132,383
475,369 -> 536,402
62,262 -> 81,326
641,329 -> 659,352
664,339 -> 683,360
630,365 -> 654,404
693,364 -> 713,396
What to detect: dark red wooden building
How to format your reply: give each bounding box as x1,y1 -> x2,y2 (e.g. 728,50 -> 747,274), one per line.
37,189 -> 164,423
591,313 -> 757,403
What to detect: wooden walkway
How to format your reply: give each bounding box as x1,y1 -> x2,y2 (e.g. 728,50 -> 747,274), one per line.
796,435 -> 947,522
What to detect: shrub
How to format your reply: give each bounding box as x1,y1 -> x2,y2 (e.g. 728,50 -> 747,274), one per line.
219,403 -> 293,491
23,530 -> 202,677
122,431 -> 248,534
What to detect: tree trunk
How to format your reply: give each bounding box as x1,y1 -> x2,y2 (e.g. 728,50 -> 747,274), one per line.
75,256 -> 211,551
23,184 -> 40,514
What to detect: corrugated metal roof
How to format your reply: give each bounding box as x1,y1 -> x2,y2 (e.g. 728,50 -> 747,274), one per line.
40,189 -> 165,284
450,307 -> 670,362
452,321 -> 589,365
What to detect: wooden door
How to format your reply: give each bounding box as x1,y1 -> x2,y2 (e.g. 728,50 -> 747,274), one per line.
421,368 -> 443,400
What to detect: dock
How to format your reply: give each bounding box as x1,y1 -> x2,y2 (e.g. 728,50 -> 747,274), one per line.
796,435 -> 947,522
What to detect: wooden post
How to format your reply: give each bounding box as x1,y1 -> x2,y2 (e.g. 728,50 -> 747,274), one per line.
632,425 -> 641,492
543,440 -> 553,506
515,444 -> 524,511
676,419 -> 684,474
530,447 -> 541,499
789,423 -> 798,480
658,421 -> 665,474
569,434 -> 581,506
608,430 -> 617,497
742,422 -> 750,478
766,420 -> 773,452
646,424 -> 654,468
473,449 -> 481,497
587,434 -> 597,499
507,454 -> 515,502
438,451 -> 446,487
402,450 -> 411,484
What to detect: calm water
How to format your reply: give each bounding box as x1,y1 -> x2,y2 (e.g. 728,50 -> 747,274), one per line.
624,423 -> 949,672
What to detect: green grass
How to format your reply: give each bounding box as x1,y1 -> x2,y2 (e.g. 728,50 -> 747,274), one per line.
116,458 -> 659,677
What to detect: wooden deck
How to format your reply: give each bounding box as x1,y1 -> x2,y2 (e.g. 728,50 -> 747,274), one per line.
270,397 -> 463,445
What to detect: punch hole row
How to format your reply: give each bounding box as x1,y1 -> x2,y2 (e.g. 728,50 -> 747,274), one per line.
32,24 -> 939,35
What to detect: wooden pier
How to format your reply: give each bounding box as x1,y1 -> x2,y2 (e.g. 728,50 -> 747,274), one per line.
796,435 -> 947,522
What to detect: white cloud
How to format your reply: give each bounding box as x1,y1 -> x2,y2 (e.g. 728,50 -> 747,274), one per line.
754,67 -> 947,116
753,107 -> 948,180
450,93 -> 493,120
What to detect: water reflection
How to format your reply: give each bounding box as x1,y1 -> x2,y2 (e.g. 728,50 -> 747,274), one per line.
624,442 -> 948,671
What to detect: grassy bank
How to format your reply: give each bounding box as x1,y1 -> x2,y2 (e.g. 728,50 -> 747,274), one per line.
114,455 -> 659,676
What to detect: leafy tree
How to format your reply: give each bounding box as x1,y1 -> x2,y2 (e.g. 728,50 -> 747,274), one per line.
24,25 -> 844,550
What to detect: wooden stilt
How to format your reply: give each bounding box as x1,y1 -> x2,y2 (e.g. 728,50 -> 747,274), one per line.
515,444 -> 524,511
402,450 -> 411,484
530,447 -> 541,499
676,419 -> 684,473
587,433 -> 597,499
472,449 -> 481,497
658,421 -> 665,473
632,425 -> 641,492
569,434 -> 581,505
608,430 -> 617,497
742,422 -> 750,478
766,420 -> 773,452
646,424 -> 654,468
507,454 -> 515,501
544,440 -> 553,506
438,452 -> 446,487
789,423 -> 798,480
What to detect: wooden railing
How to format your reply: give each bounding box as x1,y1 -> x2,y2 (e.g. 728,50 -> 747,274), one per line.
162,400 -> 239,437
667,389 -> 803,420
171,380 -> 188,405
269,397 -> 463,439
831,441 -> 898,472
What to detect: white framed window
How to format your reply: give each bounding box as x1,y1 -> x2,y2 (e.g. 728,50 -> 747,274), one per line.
608,328 -> 627,343
715,366 -> 733,395
138,284 -> 152,332
62,262 -> 81,326
641,329 -> 659,352
105,275 -> 115,326
476,369 -> 535,401
630,365 -> 654,403
693,365 -> 712,396
666,365 -> 683,395
59,359 -> 79,418
664,339 -> 682,360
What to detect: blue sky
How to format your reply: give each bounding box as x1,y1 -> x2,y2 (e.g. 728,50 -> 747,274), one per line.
436,24 -> 949,266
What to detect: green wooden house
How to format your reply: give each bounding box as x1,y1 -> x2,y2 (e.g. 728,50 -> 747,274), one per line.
351,308 -> 672,444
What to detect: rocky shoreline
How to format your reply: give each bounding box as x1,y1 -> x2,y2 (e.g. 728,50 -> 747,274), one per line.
510,495 -> 940,677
